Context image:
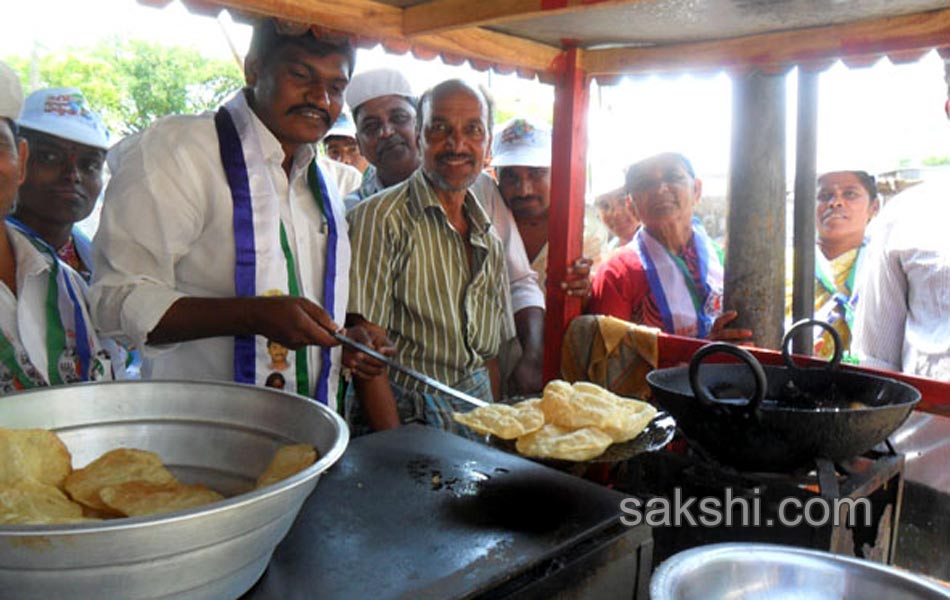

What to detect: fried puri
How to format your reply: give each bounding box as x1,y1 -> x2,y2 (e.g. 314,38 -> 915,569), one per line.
0,428 -> 72,489
99,481 -> 224,517
600,398 -> 658,443
515,424 -> 614,462
452,404 -> 545,439
516,380 -> 657,460
255,444 -> 319,489
63,448 -> 177,511
0,479 -> 90,525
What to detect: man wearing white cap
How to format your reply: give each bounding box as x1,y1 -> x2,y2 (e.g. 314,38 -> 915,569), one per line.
490,117 -> 600,297
317,111 -> 364,198
346,69 -> 547,395
343,67 -> 422,209
323,111 -> 368,174
90,20 -> 390,407
0,61 -> 116,391
12,87 -> 110,280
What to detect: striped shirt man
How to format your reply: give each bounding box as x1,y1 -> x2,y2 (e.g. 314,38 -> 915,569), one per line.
347,168 -> 515,394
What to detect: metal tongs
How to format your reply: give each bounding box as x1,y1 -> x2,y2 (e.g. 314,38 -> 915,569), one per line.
332,331 -> 489,408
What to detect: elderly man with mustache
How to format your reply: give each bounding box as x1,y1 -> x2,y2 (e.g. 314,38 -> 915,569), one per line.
90,19 -> 392,407
346,79 -> 515,437
344,69 -> 547,396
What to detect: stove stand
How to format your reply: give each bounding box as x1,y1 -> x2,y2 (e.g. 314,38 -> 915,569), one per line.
614,446 -> 905,567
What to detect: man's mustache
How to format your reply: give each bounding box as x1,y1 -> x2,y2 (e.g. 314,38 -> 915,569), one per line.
377,135 -> 410,154
436,152 -> 475,163
287,104 -> 331,125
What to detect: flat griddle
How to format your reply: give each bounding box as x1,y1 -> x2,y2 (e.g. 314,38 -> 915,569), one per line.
246,425 -> 652,599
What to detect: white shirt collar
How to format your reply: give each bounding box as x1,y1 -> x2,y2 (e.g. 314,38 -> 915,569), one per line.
6,223 -> 52,279
227,90 -> 316,173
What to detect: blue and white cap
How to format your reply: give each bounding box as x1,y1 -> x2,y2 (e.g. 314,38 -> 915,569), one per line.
491,117 -> 551,168
326,111 -> 357,139
18,87 -> 110,149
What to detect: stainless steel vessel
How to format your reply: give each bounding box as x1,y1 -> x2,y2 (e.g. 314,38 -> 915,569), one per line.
651,543 -> 950,600
0,380 -> 349,600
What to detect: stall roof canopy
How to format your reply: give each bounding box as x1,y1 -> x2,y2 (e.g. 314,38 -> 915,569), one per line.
159,0 -> 950,79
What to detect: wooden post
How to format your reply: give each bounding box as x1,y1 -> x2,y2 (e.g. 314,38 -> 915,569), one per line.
725,70 -> 787,350
543,46 -> 589,382
791,68 -> 819,354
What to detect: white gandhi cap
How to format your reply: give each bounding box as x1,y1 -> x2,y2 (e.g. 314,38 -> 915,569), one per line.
345,68 -> 414,114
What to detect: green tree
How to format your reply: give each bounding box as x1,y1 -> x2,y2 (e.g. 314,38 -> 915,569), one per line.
921,155 -> 950,167
5,39 -> 242,136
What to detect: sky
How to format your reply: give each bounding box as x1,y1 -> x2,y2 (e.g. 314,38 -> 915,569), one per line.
3,0 -> 948,199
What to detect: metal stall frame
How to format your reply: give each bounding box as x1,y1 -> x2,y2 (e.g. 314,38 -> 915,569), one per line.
144,0 -> 950,411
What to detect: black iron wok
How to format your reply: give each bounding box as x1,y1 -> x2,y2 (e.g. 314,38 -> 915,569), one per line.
645,320 -> 921,472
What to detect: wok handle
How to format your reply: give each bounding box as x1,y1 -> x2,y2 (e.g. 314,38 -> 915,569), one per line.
688,342 -> 767,412
781,318 -> 843,375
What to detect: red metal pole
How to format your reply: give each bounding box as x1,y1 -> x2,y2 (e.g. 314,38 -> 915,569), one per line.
543,46 -> 589,382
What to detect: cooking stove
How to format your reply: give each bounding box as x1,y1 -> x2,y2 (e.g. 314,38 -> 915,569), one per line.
613,443 -> 905,567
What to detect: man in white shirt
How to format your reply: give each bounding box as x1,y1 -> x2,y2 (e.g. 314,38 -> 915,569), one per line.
90,20 -> 389,409
0,61 -> 115,391
344,68 -> 548,394
851,61 -> 950,382
852,176 -> 950,381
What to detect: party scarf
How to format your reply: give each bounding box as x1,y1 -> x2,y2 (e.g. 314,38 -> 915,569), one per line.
215,106 -> 341,404
634,219 -> 723,338
2,218 -> 98,386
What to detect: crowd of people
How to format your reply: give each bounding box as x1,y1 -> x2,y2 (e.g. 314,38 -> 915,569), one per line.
0,18 -> 945,437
